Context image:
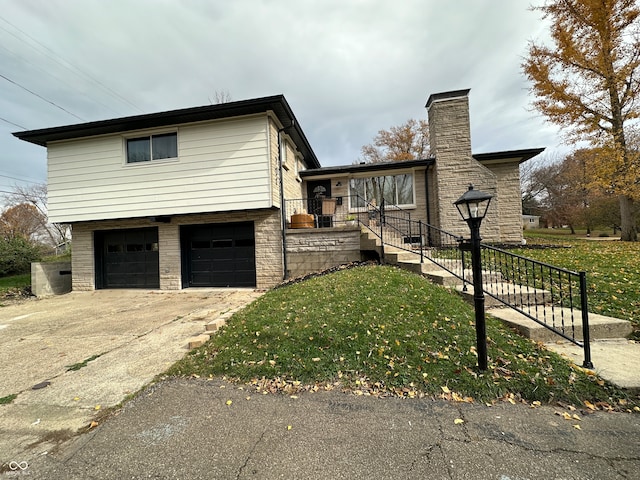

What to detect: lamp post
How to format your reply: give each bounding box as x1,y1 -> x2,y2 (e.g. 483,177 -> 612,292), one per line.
454,185 -> 494,371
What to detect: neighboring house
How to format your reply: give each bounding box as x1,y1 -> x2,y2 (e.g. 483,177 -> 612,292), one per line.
14,89 -> 543,291
522,214 -> 541,230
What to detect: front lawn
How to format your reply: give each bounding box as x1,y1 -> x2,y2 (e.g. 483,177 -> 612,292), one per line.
168,265 -> 636,409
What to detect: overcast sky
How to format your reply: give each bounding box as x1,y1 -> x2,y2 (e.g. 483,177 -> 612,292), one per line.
0,0 -> 562,198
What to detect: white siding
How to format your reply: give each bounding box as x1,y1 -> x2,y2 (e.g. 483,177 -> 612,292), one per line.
47,115 -> 272,223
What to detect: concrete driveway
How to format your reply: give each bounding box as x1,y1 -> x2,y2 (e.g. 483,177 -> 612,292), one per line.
0,289 -> 262,463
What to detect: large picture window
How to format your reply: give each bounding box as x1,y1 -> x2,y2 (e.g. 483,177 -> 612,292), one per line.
126,132 -> 177,163
349,174 -> 414,208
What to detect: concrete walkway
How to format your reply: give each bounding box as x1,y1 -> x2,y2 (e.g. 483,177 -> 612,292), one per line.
0,289 -> 263,463
23,378 -> 640,479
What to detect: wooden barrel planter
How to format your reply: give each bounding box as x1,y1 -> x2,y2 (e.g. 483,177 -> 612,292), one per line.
290,213 -> 315,229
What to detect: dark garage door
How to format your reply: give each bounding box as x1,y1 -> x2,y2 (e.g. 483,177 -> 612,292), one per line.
95,228 -> 160,289
181,222 -> 256,288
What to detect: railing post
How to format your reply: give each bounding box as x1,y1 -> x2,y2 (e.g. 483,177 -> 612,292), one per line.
408,213 -> 412,250
379,209 -> 384,263
579,271 -> 594,369
418,221 -> 424,264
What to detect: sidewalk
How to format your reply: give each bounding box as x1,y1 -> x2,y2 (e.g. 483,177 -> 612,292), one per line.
22,378 -> 640,480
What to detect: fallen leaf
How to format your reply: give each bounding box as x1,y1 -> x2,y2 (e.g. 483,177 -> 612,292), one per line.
94,405 -> 101,411
573,424 -> 581,430
454,418 -> 464,425
89,421 -> 99,428
441,386 -> 450,394
584,400 -> 596,411
226,400 -> 232,406
287,425 -> 292,430
73,397 -> 80,402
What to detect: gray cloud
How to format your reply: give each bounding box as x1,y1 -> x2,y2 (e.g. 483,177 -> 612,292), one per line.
0,0 -> 559,196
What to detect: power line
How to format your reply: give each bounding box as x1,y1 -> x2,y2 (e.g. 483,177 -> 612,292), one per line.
0,72 -> 85,121
0,173 -> 44,184
0,15 -> 143,113
0,115 -> 26,129
0,43 -> 123,117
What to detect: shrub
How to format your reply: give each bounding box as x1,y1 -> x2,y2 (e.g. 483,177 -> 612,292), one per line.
0,236 -> 43,276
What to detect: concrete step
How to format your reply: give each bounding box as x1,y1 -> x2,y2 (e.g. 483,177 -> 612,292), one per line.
488,306 -> 634,342
456,283 -> 549,308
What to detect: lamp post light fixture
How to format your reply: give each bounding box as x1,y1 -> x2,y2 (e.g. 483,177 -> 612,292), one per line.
454,185 -> 494,371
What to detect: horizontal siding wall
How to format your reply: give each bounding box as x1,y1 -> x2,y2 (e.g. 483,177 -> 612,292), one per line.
47,115 -> 272,223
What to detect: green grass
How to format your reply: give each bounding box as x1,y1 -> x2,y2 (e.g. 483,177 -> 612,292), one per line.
0,393 -> 18,405
0,273 -> 30,293
520,232 -> 640,335
168,265 -> 636,409
66,354 -> 103,372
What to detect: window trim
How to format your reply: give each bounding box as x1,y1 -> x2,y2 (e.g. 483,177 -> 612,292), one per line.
123,130 -> 178,165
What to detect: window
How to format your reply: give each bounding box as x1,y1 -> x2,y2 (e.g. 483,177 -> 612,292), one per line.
349,174 -> 414,208
126,132 -> 177,163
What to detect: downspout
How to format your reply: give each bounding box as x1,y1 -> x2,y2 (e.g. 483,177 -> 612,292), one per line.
424,165 -> 432,226
278,122 -> 294,280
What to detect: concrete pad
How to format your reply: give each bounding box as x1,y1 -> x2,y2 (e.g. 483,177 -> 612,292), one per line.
546,339 -> 640,392
0,288 -> 263,461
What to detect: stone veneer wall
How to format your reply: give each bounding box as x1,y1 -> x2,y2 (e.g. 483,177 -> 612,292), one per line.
426,91 -> 500,242
486,162 -> 524,243
71,209 -> 284,291
286,228 -> 361,278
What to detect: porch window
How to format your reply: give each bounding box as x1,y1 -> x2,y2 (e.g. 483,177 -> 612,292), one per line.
349,174 -> 414,208
126,132 -> 177,163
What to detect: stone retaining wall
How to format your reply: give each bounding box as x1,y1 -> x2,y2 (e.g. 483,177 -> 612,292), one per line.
286,227 -> 361,278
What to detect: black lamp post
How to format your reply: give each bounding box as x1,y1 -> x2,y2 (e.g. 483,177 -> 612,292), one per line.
454,185 -> 494,371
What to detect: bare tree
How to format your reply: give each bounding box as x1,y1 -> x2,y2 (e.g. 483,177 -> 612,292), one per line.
2,183 -> 70,249
209,89 -> 232,104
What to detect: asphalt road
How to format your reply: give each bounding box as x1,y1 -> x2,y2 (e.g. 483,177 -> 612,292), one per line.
19,378 -> 640,480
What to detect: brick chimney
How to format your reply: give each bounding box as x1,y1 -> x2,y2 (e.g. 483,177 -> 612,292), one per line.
426,89 -> 498,240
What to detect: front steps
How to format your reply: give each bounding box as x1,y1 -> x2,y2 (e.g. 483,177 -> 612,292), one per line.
487,306 -> 633,342
365,231 -> 634,344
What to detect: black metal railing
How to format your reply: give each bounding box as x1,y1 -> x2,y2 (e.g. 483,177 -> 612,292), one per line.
479,244 -> 592,366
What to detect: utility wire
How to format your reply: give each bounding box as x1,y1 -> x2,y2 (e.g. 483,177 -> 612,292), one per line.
0,43 -> 123,117
0,116 -> 26,129
0,72 -> 85,121
0,173 -> 44,183
0,15 -> 143,113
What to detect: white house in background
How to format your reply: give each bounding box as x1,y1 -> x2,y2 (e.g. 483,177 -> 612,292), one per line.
522,214 -> 541,230
14,90 -> 543,291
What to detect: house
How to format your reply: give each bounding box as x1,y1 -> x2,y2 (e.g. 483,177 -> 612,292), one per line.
522,214 -> 541,230
14,89 -> 543,291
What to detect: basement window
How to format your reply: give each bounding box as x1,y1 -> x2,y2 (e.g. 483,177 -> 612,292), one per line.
126,132 -> 177,163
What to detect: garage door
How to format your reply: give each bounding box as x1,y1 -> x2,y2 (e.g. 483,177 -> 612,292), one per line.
181,222 -> 256,287
95,228 -> 159,289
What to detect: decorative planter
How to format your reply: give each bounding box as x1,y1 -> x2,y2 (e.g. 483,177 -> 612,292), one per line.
290,213 -> 315,229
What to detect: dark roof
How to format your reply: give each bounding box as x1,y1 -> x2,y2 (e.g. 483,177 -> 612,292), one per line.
472,148 -> 545,164
301,147 -> 545,178
13,94 -> 320,169
300,158 -> 435,177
